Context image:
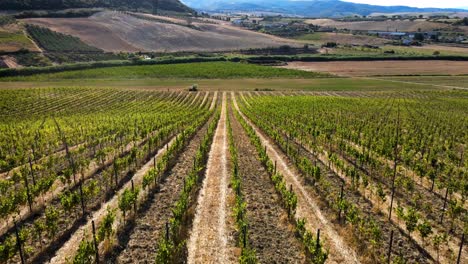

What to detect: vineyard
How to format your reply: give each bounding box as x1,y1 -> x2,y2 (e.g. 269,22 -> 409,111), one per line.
0,87 -> 466,264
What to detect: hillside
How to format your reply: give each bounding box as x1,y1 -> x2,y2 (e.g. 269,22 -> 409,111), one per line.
23,11 -> 297,52
0,0 -> 193,13
183,0 -> 465,17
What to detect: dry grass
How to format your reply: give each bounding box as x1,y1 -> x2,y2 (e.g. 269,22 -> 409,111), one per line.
298,32 -> 389,45
280,61 -> 468,77
23,11 -> 298,52
0,23 -> 39,52
306,18 -> 458,32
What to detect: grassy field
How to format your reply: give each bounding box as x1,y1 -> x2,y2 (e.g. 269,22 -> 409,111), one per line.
296,32 -> 388,46
380,75 -> 468,88
324,45 -> 468,57
0,75 -> 457,92
0,61 -> 330,81
0,27 -> 38,52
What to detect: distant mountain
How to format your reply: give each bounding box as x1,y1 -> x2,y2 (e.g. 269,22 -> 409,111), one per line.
0,0 -> 193,13
182,0 -> 464,17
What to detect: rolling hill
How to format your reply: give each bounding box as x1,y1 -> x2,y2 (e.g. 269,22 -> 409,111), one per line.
0,0 -> 193,13
23,11 -> 297,52
182,0 -> 464,17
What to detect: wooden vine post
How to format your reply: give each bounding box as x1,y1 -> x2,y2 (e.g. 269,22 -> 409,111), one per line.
92,220 -> 99,264
457,233 -> 465,264
14,220 -> 25,264
387,230 -> 394,264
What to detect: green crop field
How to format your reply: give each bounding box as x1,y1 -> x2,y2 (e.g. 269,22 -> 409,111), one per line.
0,61 -> 331,81
0,52 -> 466,264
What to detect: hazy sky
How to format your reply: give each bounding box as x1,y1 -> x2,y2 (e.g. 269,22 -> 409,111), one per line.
343,0 -> 466,8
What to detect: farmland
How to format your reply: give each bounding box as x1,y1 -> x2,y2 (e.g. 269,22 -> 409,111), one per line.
0,23 -> 38,53
305,18 -> 467,34
1,0 -> 468,262
280,60 -> 468,77
0,64 -> 466,264
0,7 -> 467,260
22,11 -> 297,52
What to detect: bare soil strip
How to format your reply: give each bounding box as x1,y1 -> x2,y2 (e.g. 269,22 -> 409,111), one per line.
200,92 -> 210,107
209,91 -> 218,111
111,113 -> 215,263
187,93 -> 236,264
49,136 -> 178,263
229,102 -> 306,263
239,92 -> 251,108
232,93 -> 360,264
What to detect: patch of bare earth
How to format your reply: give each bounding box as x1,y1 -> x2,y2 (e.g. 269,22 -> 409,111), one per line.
187,93 -> 237,264
229,102 -> 306,263
280,61 -> 468,76
0,55 -> 21,68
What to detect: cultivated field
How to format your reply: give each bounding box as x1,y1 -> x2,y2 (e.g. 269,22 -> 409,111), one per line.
0,85 -> 466,264
280,60 -> 468,77
0,62 -> 466,264
22,11 -> 297,52
305,18 -> 467,33
297,32 -> 389,46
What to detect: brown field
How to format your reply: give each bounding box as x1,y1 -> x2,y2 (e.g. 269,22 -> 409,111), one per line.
300,32 -> 389,46
280,60 -> 468,76
22,11 -> 297,52
414,44 -> 468,53
305,18 -> 462,33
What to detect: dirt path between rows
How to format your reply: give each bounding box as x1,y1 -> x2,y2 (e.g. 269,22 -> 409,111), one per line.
189,92 -> 201,107
209,91 -> 218,111
200,92 -> 210,107
187,93 -> 237,264
229,102 -> 306,263
49,136 -> 178,264
232,92 -> 360,264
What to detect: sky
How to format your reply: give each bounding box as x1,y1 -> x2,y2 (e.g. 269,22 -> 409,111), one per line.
342,0 -> 466,8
